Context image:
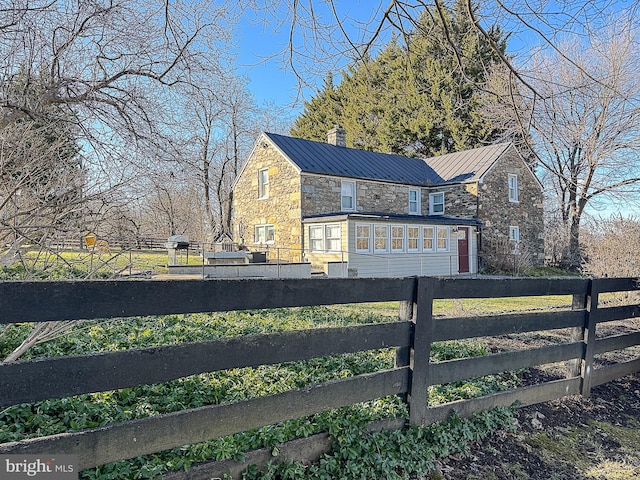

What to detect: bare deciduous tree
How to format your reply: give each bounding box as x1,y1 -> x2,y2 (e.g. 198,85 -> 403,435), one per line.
485,20 -> 640,268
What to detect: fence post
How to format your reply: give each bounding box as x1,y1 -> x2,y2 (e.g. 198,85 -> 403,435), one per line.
395,280 -> 418,403
566,288 -> 588,378
580,279 -> 600,397
408,276 -> 435,426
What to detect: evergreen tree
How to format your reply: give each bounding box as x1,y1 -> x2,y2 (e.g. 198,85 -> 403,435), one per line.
290,73 -> 343,141
291,0 -> 509,157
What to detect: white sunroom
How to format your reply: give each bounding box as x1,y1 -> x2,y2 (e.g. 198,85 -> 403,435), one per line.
302,214 -> 479,278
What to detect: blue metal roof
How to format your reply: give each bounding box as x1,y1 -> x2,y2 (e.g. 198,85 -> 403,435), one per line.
265,132 -> 443,186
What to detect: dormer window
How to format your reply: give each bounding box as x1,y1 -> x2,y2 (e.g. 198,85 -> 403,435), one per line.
258,168 -> 269,199
429,192 -> 445,215
341,180 -> 355,211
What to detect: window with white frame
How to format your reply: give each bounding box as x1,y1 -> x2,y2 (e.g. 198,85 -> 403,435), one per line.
508,174 -> 518,202
509,225 -> 520,243
374,225 -> 389,253
407,226 -> 420,252
309,225 -> 324,251
309,224 -> 342,252
436,226 -> 449,251
258,168 -> 269,199
356,224 -> 371,253
325,224 -> 342,251
255,224 -> 274,243
422,226 -> 435,251
409,189 -> 421,215
341,180 -> 356,211
429,192 -> 445,215
391,225 -> 405,252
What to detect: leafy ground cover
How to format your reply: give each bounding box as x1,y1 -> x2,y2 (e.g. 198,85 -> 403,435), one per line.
1,303 -> 522,479
3,270 -> 637,479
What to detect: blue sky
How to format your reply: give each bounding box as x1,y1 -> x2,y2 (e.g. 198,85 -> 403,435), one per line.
234,2 -> 390,115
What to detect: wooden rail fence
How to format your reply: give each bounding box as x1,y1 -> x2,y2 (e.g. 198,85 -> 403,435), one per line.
0,276 -> 639,475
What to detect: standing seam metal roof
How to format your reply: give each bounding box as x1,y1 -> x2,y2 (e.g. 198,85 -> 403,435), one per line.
265,132 -> 512,186
265,132 -> 442,186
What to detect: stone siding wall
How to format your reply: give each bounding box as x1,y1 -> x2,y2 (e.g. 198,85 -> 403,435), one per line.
301,174 -> 480,220
232,140 -> 302,262
432,184 -> 478,218
301,175 -> 425,216
477,147 -> 544,266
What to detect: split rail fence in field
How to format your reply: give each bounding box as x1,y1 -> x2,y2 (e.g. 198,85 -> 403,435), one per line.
0,276 -> 639,475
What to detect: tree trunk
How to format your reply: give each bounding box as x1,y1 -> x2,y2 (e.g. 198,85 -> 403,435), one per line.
565,214 -> 582,270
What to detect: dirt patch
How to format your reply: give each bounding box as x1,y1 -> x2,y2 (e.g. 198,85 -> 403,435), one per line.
433,371 -> 640,480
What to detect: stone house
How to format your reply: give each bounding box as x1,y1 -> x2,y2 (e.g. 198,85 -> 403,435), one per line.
232,127 -> 544,277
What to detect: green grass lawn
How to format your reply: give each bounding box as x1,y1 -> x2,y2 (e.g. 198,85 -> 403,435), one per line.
329,294 -> 572,320
0,249 -> 204,279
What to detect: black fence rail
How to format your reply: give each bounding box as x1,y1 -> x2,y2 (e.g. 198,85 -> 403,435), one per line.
0,277 -> 639,475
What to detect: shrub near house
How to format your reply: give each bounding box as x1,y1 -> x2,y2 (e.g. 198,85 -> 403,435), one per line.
232,127 -> 544,277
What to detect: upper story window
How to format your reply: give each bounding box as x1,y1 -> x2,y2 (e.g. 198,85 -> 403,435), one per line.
429,192 -> 445,215
258,168 -> 269,199
255,224 -> 274,244
508,174 -> 519,202
341,180 -> 356,211
409,189 -> 421,215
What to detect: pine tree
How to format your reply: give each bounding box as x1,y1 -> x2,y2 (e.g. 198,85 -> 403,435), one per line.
290,73 -> 343,142
291,0 -> 509,157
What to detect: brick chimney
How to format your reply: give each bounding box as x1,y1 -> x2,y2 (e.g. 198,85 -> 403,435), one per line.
327,125 -> 346,147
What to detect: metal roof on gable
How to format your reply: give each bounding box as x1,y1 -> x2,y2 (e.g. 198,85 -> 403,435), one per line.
424,142 -> 512,184
264,132 -> 512,186
265,132 -> 442,186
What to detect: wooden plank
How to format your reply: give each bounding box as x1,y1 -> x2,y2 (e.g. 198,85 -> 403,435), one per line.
430,277 -> 589,299
591,358 -> 640,387
0,367 -> 410,469
0,277 -> 416,324
162,417 -> 406,480
596,305 -> 640,324
595,332 -> 640,355
408,277 -> 435,426
163,432 -> 333,480
433,310 -> 584,342
423,377 -> 582,425
594,277 -> 640,294
0,322 -> 413,407
429,343 -> 584,385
